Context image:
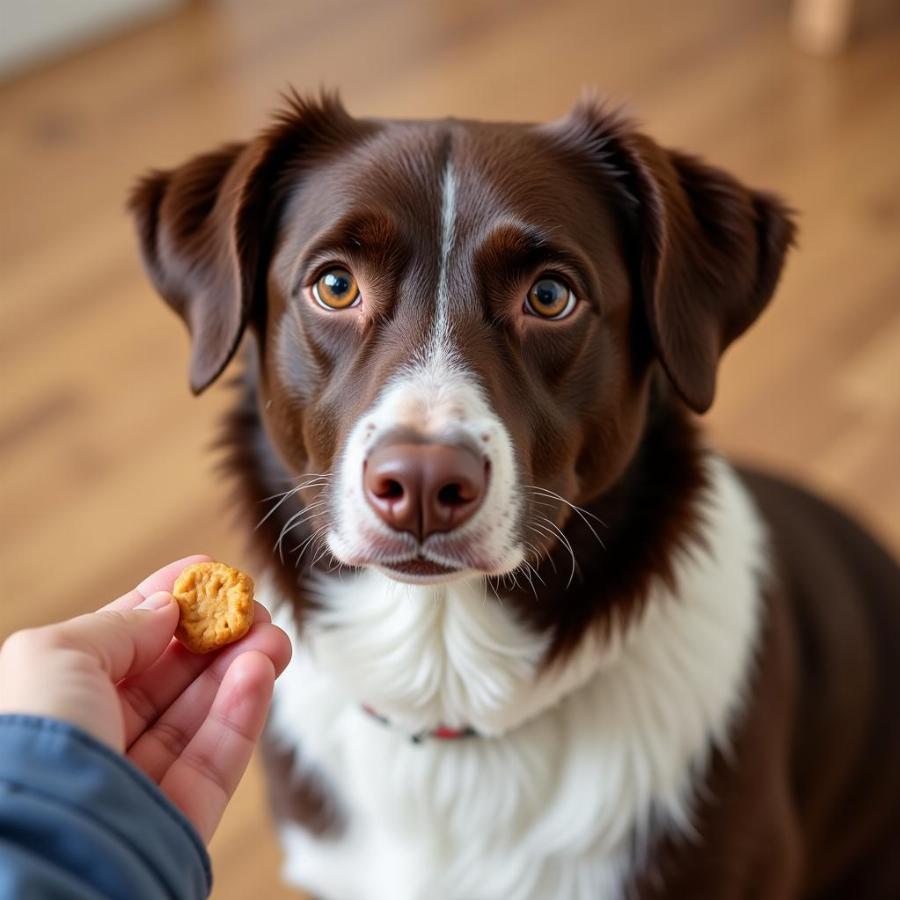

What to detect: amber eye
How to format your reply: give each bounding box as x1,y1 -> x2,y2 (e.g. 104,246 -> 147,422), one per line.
312,267 -> 360,310
525,278 -> 576,320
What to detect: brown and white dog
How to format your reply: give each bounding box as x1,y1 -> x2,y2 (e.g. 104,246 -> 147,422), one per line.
129,93 -> 900,900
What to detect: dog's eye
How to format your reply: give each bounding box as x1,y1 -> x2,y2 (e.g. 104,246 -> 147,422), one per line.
524,278 -> 576,320
312,268 -> 361,310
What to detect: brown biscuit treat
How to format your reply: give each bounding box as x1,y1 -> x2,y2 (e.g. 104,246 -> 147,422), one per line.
172,561 -> 254,654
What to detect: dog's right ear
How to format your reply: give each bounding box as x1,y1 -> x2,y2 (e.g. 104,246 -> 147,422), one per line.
128,91 -> 358,394
128,144 -> 248,393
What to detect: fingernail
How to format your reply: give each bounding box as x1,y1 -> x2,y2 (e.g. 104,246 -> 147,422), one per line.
138,591 -> 174,611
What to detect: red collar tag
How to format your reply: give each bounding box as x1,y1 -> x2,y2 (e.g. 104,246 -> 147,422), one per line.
362,705 -> 478,743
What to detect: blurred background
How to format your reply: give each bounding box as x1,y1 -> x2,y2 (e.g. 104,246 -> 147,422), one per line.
1,0 -> 898,897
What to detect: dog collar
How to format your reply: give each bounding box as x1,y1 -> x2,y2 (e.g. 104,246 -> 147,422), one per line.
362,705 -> 478,744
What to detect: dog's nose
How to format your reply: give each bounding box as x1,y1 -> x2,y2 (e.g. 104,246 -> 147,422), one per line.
363,441 -> 487,540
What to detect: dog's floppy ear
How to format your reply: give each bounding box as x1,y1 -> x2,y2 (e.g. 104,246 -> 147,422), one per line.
128,91 -> 357,394
555,101 -> 796,413
128,144 -> 247,393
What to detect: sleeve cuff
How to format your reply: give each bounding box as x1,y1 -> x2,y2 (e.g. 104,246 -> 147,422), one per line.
0,714 -> 212,898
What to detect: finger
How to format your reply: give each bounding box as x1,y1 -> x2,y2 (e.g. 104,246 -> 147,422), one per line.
117,602 -> 280,747
103,555 -> 212,612
159,651 -> 275,842
54,593 -> 180,682
125,622 -> 291,778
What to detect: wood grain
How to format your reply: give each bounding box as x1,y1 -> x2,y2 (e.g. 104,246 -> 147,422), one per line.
1,1 -> 898,897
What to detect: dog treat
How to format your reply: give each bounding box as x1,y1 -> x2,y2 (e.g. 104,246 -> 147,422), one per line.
172,561 -> 254,654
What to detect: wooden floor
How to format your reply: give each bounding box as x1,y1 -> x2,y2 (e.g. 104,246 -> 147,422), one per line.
2,1 -> 899,896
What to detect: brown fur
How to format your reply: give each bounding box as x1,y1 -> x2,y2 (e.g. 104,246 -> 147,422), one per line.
130,93 -> 900,897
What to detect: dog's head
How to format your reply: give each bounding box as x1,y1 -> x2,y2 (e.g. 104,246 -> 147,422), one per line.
130,93 -> 793,587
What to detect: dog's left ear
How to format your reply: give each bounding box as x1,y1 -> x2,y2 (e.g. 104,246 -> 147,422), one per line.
554,102 -> 796,413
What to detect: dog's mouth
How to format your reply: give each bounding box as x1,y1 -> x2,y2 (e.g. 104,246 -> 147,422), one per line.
385,556 -> 459,576
331,522 -> 525,584
383,556 -> 461,578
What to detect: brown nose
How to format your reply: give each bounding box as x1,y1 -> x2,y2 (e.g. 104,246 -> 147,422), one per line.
363,440 -> 487,541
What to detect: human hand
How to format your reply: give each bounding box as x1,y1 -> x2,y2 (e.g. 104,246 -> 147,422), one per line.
0,555 -> 292,842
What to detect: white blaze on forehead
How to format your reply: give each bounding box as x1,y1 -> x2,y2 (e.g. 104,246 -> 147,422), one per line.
430,160 -> 457,357
326,157 -> 524,577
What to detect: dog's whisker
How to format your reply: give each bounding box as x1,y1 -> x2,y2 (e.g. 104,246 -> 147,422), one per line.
527,486 -> 607,552
282,473 -> 332,495
285,510 -> 328,540
275,506 -> 327,560
275,504 -> 325,543
289,517 -> 328,552
528,519 -> 557,541
514,558 -> 542,600
544,521 -> 579,589
520,539 -> 541,564
309,534 -> 334,569
256,486 -> 302,529
257,473 -> 332,530
259,486 -> 299,503
529,486 -> 607,529
523,531 -> 558,575
530,515 -> 578,588
292,524 -> 330,570
258,491 -> 327,532
304,539 -> 329,573
527,485 -> 605,523
516,541 -> 548,592
522,557 -> 546,588
293,471 -> 334,483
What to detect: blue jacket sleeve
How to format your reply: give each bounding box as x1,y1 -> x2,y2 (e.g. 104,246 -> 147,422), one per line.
0,715 -> 212,899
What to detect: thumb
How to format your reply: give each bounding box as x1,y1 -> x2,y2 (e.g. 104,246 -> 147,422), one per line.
56,592 -> 180,682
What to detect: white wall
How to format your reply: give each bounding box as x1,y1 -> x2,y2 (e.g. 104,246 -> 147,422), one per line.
0,0 -> 183,78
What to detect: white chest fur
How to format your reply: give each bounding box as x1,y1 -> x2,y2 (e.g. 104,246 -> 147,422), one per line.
265,456 -> 768,900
